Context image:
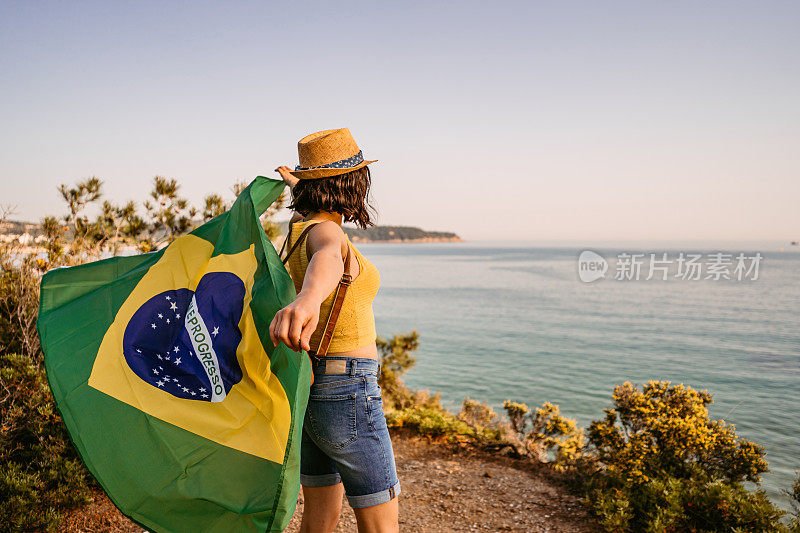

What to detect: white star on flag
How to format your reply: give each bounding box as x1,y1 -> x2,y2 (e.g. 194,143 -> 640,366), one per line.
174,357 -> 182,365
151,323 -> 156,329
157,380 -> 165,387
212,327 -> 219,336
173,346 -> 180,353
170,302 -> 177,311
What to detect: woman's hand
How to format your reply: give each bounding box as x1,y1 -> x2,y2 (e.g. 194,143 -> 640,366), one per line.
275,165 -> 299,189
269,294 -> 320,352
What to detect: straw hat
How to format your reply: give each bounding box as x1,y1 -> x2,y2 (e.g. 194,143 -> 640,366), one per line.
290,128 -> 378,179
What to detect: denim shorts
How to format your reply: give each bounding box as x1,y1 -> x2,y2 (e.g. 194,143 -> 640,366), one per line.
300,356 -> 401,508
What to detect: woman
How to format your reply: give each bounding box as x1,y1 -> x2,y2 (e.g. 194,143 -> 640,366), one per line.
269,128 -> 400,533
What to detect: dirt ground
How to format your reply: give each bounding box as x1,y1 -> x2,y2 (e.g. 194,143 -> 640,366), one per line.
286,429 -> 597,533
62,430 -> 598,532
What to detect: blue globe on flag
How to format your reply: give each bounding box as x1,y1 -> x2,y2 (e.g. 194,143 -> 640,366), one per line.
122,272 -> 246,402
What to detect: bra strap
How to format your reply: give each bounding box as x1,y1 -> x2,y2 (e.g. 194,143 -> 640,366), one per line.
281,223 -> 317,265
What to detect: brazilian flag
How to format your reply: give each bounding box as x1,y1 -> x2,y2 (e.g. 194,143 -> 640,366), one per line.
37,177 -> 312,532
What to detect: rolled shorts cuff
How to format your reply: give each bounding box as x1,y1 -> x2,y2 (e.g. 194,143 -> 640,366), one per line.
345,481 -> 401,509
300,472 -> 342,487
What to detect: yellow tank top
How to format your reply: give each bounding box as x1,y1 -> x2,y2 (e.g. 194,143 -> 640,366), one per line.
283,220 -> 381,353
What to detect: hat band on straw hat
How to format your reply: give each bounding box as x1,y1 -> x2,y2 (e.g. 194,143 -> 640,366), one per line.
295,150 -> 364,171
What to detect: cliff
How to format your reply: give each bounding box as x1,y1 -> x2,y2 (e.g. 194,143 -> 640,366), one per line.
343,225 -> 462,243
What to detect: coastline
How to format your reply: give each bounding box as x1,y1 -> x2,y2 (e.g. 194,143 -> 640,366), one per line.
349,236 -> 464,243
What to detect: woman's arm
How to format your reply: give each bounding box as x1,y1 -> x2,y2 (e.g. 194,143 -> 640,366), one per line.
276,166 -> 303,223
268,221 -> 345,352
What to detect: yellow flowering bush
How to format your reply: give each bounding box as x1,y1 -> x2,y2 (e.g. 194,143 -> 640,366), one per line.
584,381 -> 785,532
503,400 -> 585,470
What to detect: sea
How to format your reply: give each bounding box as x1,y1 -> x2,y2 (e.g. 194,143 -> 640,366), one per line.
359,241 -> 800,509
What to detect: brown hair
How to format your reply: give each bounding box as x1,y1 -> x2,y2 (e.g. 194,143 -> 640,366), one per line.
288,166 -> 376,228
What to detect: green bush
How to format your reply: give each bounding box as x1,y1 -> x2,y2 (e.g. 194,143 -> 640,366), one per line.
787,473 -> 800,532
583,380 -> 786,532
0,352 -> 93,531
0,213 -> 96,531
377,331 -> 497,444
376,330 -> 419,410
376,331 -> 478,442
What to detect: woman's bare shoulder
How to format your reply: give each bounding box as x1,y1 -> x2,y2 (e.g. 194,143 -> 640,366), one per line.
308,219 -> 345,236
305,220 -> 347,258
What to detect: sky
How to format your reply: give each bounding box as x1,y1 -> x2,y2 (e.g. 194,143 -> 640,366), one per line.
1,1 -> 798,242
